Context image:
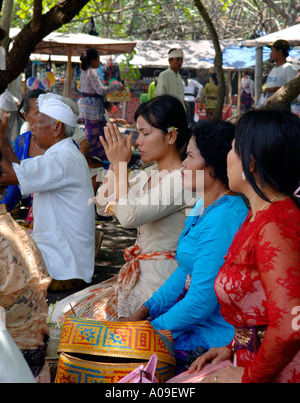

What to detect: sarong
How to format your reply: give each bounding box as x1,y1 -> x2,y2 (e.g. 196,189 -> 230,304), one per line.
51,245 -> 176,325
241,90 -> 252,111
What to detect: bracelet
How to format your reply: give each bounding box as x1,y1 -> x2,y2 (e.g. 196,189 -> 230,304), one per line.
114,169 -> 128,176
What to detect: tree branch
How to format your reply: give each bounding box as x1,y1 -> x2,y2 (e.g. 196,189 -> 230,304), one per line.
0,0 -> 90,94
193,0 -> 225,120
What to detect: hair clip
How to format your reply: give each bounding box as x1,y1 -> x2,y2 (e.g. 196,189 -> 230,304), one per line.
167,126 -> 178,133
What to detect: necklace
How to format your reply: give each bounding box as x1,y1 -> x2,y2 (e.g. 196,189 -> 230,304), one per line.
259,194 -> 284,211
218,189 -> 231,200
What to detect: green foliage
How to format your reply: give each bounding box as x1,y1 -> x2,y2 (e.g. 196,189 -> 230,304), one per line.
118,50 -> 141,84
6,0 -> 300,42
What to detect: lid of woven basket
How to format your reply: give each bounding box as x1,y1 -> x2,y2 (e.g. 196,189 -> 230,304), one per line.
57,316 -> 175,366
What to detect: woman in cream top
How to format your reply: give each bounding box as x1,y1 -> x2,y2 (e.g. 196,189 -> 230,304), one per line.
50,96 -> 198,324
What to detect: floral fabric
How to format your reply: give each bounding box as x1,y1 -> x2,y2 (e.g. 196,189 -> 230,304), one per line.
215,199 -> 300,383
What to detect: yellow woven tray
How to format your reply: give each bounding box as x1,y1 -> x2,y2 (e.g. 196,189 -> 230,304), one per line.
57,316 -> 175,366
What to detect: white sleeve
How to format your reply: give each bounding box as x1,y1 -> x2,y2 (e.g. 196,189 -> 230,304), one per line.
13,155 -> 65,195
285,65 -> 297,84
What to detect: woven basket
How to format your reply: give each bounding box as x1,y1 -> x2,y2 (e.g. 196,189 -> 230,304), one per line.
55,316 -> 175,383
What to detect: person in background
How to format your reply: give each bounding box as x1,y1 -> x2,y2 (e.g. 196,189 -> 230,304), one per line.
78,48 -> 123,160
155,49 -> 185,107
147,70 -> 161,101
263,39 -> 297,99
0,93 -> 95,291
0,76 -> 22,145
182,70 -> 203,126
200,73 -> 218,121
189,108 -> 300,383
120,120 -> 248,374
240,71 -> 254,113
0,89 -> 45,224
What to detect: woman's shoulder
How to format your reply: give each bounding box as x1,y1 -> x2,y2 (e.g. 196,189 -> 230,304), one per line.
259,198 -> 300,232
215,195 -> 248,214
204,195 -> 249,226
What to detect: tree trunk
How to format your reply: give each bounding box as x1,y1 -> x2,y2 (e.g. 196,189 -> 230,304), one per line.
193,0 -> 226,120
0,0 -> 90,94
31,0 -> 43,33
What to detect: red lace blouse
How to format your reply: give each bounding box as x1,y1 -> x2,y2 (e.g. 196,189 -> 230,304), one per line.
215,199 -> 300,383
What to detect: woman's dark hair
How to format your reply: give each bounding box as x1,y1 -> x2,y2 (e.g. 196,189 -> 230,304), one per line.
210,73 -> 218,85
235,108 -> 300,208
192,119 -> 236,186
18,89 -> 45,119
134,95 -> 190,159
182,69 -> 190,86
80,48 -> 99,71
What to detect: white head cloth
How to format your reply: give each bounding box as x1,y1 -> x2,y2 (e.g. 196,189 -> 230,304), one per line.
37,93 -> 78,127
168,49 -> 184,59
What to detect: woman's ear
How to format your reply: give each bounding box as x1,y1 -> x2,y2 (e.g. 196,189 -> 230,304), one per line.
167,128 -> 178,145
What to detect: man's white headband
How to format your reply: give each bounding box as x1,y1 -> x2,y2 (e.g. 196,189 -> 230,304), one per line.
37,93 -> 78,127
168,49 -> 184,59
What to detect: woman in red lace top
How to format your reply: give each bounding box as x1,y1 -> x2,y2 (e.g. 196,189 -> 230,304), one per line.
189,109 -> 300,383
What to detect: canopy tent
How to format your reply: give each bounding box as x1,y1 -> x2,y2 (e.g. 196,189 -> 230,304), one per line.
242,24 -> 300,103
243,23 -> 300,48
105,39 -> 241,70
9,28 -> 136,97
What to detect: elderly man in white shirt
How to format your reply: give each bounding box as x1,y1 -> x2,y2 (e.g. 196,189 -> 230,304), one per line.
0,93 -> 95,289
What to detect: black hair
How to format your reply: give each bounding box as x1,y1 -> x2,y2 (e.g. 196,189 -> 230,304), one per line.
22,89 -> 46,114
134,95 -> 190,159
168,48 -> 177,56
274,46 -> 289,58
182,69 -> 190,85
192,120 -> 235,186
18,89 -> 46,120
80,48 -> 99,71
210,73 -> 218,85
234,108 -> 300,208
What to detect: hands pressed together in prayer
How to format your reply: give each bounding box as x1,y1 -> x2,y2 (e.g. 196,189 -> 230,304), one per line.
188,346 -> 244,383
100,123 -> 132,173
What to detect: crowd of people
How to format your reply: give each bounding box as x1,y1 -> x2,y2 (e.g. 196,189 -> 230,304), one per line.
0,40 -> 299,384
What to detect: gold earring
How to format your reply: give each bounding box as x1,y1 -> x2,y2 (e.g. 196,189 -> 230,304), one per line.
209,169 -> 216,178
